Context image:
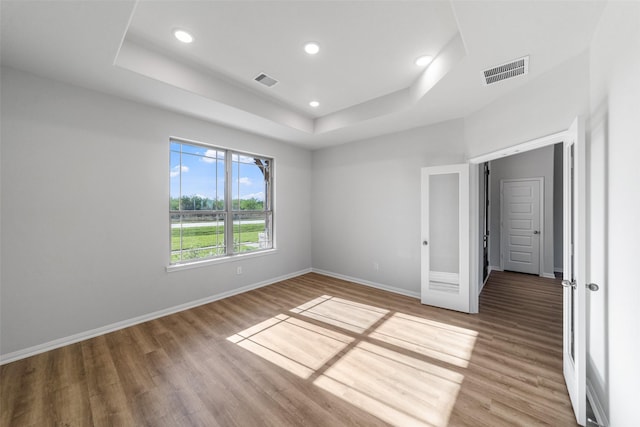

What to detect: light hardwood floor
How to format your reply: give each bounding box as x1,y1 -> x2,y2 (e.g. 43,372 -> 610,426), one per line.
1,271 -> 577,426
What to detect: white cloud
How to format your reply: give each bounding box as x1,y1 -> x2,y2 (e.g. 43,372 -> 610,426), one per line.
170,165 -> 189,178
201,149 -> 223,163
233,154 -> 255,164
239,177 -> 252,186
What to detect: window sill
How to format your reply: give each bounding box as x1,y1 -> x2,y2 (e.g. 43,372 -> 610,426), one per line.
166,249 -> 278,273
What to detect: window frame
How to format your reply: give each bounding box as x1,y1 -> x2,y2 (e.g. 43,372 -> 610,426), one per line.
168,137 -> 275,268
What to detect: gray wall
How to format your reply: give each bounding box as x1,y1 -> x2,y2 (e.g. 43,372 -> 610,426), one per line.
488,146 -> 555,277
0,67 -> 312,356
311,119 -> 467,295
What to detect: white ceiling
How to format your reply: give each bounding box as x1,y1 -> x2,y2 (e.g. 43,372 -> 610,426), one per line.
0,1 -> 606,149
127,1 -> 459,117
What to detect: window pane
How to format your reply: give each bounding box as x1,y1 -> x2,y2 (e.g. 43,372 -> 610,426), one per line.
179,143 -> 205,156
171,213 -> 226,263
170,213 -> 182,263
233,212 -> 272,253
232,154 -> 269,211
170,141 -> 182,152
217,158 -> 225,208
180,152 -> 220,211
170,141 -> 272,264
170,150 -> 181,210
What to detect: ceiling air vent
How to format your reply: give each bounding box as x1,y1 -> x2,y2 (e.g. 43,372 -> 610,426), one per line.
254,73 -> 278,88
482,56 -> 529,85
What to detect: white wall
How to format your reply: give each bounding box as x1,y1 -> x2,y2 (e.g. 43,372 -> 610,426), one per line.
488,146 -> 555,277
310,52 -> 592,297
311,119 -> 466,295
588,2 -> 640,425
0,67 -> 312,357
465,52 -> 590,159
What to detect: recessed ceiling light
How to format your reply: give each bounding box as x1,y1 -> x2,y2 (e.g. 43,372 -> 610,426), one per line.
174,29 -> 194,44
309,101 -> 320,108
415,55 -> 433,67
304,42 -> 320,55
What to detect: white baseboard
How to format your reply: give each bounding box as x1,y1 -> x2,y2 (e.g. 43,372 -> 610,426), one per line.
542,273 -> 557,279
489,265 -> 503,272
0,268 -> 312,365
587,375 -> 609,426
554,267 -> 564,273
311,269 -> 420,299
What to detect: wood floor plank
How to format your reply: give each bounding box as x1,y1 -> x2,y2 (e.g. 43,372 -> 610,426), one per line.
1,271 -> 577,426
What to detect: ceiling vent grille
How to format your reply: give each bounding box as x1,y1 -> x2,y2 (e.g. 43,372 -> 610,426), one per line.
254,73 -> 278,88
482,56 -> 529,85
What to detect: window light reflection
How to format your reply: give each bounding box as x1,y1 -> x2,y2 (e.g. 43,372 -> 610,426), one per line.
370,312 -> 478,368
315,341 -> 463,426
227,295 -> 478,427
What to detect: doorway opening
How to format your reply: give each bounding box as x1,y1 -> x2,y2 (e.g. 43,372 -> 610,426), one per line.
469,117 -> 587,425
477,143 -> 564,291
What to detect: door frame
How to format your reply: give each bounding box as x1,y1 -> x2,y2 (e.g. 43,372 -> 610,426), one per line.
469,130 -> 566,298
468,117 -> 586,425
482,162 -> 491,283
499,177 -> 544,276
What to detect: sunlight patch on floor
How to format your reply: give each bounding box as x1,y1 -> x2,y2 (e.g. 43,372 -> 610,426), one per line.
228,295 -> 477,426
290,295 -> 389,333
227,314 -> 352,379
369,312 -> 477,368
314,341 -> 464,427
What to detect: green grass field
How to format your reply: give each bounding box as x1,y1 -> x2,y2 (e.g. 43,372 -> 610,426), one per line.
171,223 -> 267,262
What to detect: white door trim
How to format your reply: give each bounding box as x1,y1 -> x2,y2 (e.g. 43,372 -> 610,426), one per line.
499,177 -> 544,276
469,130 -> 567,164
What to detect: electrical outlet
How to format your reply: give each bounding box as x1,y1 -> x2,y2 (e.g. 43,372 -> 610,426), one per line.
236,266 -> 242,275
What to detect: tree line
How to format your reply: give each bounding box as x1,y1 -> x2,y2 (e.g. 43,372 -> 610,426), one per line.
170,195 -> 264,211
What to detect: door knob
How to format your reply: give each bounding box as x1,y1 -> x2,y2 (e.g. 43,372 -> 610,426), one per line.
586,283 -> 599,291
533,230 -> 540,234
561,280 -> 576,289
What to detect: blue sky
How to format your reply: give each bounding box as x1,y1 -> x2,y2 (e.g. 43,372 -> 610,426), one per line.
170,142 -> 267,201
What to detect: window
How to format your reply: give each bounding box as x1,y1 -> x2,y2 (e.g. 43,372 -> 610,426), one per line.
170,139 -> 273,264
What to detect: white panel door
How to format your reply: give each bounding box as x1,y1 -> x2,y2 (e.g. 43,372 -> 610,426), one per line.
500,178 -> 542,275
420,164 -> 470,313
563,117 -> 586,425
